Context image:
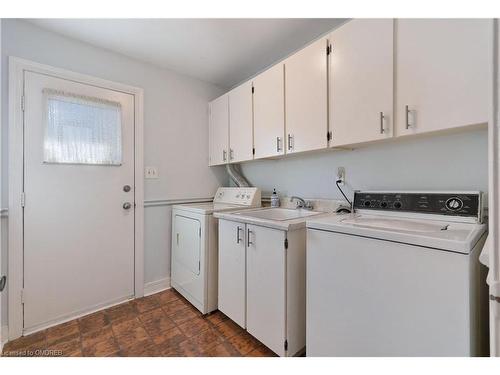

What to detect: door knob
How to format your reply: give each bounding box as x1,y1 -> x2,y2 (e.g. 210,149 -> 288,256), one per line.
123,202 -> 132,210
123,185 -> 131,192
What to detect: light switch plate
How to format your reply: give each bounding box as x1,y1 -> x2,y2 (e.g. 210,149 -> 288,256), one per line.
145,166 -> 159,179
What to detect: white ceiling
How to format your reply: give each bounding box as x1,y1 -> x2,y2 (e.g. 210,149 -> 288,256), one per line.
28,19 -> 346,89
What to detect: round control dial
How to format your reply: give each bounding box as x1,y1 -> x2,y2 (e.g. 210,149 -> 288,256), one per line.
393,201 -> 402,209
363,200 -> 371,207
445,197 -> 463,211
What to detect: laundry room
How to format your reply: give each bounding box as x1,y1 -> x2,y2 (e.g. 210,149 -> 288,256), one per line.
0,1 -> 499,374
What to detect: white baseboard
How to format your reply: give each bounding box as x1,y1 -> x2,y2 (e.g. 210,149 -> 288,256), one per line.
144,277 -> 171,296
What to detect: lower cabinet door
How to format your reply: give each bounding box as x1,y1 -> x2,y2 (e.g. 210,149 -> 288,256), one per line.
218,219 -> 247,328
246,224 -> 286,356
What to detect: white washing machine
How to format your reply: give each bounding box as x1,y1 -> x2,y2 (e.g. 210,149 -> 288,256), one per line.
306,191 -> 488,356
171,187 -> 261,314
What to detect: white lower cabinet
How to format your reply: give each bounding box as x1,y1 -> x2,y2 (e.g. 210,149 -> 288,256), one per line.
218,219 -> 306,356
246,224 -> 286,355
218,219 -> 247,328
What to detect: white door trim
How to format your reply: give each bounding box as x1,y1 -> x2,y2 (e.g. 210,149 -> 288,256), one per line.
8,57 -> 145,340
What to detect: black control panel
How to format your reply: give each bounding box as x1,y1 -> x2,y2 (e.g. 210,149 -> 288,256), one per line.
353,192 -> 480,218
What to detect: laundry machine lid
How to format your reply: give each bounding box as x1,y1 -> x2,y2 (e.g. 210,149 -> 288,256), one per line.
306,213 -> 487,254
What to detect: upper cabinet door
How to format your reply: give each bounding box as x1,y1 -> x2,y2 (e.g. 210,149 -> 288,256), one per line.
229,81 -> 253,163
330,19 -> 394,147
208,94 -> 229,166
396,19 -> 491,136
253,63 -> 285,159
285,37 -> 328,154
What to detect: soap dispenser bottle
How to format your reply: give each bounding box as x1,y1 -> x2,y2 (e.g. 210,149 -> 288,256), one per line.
271,189 -> 280,208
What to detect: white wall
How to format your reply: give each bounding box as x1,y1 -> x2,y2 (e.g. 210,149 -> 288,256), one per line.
240,128 -> 489,201
0,19 -> 227,328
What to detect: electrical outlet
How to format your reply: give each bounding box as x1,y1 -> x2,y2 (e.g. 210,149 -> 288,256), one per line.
337,167 -> 346,186
145,166 -> 159,179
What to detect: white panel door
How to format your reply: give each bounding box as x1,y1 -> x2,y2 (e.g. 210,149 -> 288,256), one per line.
396,19 -> 491,136
23,71 -> 135,332
229,81 -> 253,163
285,37 -> 328,154
246,224 -> 286,356
330,19 -> 394,147
218,220 -> 246,328
208,94 -> 229,166
253,63 -> 285,159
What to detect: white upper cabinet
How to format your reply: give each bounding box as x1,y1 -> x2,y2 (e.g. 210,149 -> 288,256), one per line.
285,37 -> 328,154
229,81 -> 254,163
208,93 -> 229,166
253,63 -> 285,159
330,19 -> 394,147
396,19 -> 491,136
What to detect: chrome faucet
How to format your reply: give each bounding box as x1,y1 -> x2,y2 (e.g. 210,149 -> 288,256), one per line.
290,196 -> 314,210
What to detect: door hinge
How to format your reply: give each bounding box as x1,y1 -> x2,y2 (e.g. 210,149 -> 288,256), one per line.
21,95 -> 25,112
327,131 -> 332,141
199,260 -> 201,272
252,148 -> 255,155
199,227 -> 202,237
252,86 -> 255,94
21,289 -> 25,304
0,275 -> 6,292
284,238 -> 288,250
21,192 -> 26,207
284,339 -> 288,351
327,44 -> 332,55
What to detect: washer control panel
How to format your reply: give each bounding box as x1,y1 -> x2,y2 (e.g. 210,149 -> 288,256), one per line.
353,192 -> 480,218
213,187 -> 262,206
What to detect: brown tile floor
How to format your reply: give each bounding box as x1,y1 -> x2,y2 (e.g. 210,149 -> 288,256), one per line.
1,289 -> 276,357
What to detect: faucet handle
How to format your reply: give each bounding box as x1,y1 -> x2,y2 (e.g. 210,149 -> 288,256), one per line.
304,201 -> 314,210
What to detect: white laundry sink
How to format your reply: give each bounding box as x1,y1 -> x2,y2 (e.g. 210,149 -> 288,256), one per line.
237,208 -> 323,221
340,217 -> 449,232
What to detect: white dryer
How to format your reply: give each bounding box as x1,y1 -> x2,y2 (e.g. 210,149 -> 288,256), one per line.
171,187 -> 261,314
306,191 -> 488,356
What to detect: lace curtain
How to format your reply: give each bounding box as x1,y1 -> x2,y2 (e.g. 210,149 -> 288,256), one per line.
43,88 -> 123,165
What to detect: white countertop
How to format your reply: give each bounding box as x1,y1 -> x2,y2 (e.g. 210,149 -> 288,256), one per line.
214,207 -> 332,231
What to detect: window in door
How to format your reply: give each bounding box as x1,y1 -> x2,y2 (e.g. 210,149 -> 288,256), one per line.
43,88 -> 123,165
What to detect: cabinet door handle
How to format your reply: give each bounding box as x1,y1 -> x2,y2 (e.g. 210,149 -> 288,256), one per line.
405,105 -> 412,129
247,228 -> 253,247
236,226 -> 242,244
276,137 -> 282,153
380,112 -> 385,134
222,150 -> 227,162
229,148 -> 234,160
287,134 -> 293,151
